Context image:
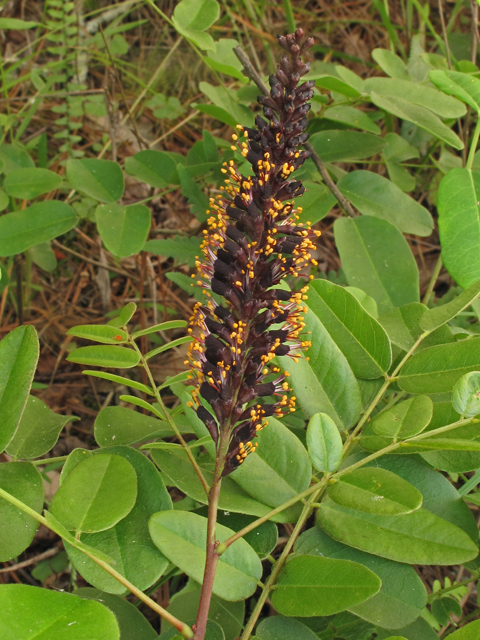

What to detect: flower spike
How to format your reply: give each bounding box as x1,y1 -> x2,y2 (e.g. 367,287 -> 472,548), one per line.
186,29 -> 320,476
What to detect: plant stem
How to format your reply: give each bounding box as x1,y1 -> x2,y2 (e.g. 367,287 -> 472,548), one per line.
466,116 -> 480,171
0,487 -> 194,638
217,477 -> 329,554
428,570 -> 480,602
240,486 -> 325,640
422,253 -> 443,305
31,455 -> 68,466
193,435 -> 228,640
129,337 -> 210,494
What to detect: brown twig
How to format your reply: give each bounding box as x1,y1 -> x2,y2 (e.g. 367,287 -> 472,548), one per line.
0,547 -> 60,573
233,45 -> 358,218
438,0 -> 452,69
470,0 -> 479,63
52,240 -> 138,280
99,25 -> 146,152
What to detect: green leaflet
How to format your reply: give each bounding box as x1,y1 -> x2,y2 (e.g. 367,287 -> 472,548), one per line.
50,454 -> 137,534
64,447 -> 171,594
398,338 -> 480,394
149,511 -> 262,601
0,462 -> 44,562
0,585 -> 120,640
438,169 -> 480,288
279,298 -> 361,429
306,412 -> 343,472
295,526 -> 427,629
334,216 -> 419,314
0,325 -> 39,452
271,555 -> 381,617
318,496 -> 478,565
337,171 -> 433,236
308,279 -> 392,378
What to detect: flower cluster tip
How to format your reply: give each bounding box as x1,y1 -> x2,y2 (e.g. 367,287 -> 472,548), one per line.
185,29 -> 320,476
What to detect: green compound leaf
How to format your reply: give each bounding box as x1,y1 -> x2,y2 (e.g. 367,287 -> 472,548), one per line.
372,395 -> 433,439
50,454 -> 137,533
452,371 -> 480,417
328,468 -> 422,515
0,584 -> 119,640
124,150 -> 176,188
0,462 -> 44,562
295,526 -> 427,630
271,555 -> 381,617
420,278 -> 480,332
0,325 -> 39,453
67,345 -> 140,369
334,216 -> 419,314
308,279 -> 392,378
0,201 -> 77,257
431,596 -> 462,626
95,203 -> 151,258
438,168 -> 480,288
4,167 -> 62,200
65,447 -> 171,594
66,158 -> 124,203
398,338 -> 480,394
149,510 -> 262,601
306,412 -> 343,472
6,395 -> 76,460
337,170 -> 433,237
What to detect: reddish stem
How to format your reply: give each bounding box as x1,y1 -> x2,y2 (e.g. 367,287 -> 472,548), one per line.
193,436 -> 227,640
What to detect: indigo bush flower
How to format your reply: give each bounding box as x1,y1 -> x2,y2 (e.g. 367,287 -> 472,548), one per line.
186,29 -> 320,476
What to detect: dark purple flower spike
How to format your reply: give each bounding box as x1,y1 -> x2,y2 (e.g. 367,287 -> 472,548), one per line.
186,29 -> 320,476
